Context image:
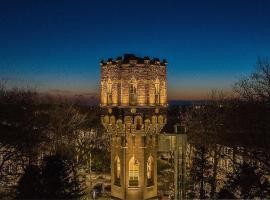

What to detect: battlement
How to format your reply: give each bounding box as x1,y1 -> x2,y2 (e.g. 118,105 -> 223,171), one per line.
100,54 -> 168,66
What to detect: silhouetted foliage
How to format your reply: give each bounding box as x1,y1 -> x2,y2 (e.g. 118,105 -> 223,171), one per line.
217,188 -> 236,199
222,162 -> 270,199
0,84 -> 101,197
0,85 -> 50,197
16,155 -> 85,199
39,154 -> 85,199
184,88 -> 270,198
234,57 -> 270,103
188,145 -> 212,199
16,165 -> 41,199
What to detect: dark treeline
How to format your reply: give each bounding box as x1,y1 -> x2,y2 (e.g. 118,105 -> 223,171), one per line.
181,58 -> 270,199
0,84 -> 109,199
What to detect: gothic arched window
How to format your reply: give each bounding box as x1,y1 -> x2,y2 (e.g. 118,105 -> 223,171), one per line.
147,156 -> 154,187
144,119 -> 150,130
129,156 -> 139,187
116,119 -> 123,129
152,115 -> 157,124
103,115 -> 109,124
110,116 -> 115,125
154,78 -> 160,104
114,156 -> 121,186
129,77 -> 137,105
135,116 -> 142,130
107,79 -> 113,105
158,115 -> 163,124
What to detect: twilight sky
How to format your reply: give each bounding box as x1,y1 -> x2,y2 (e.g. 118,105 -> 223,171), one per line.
1,0 -> 270,100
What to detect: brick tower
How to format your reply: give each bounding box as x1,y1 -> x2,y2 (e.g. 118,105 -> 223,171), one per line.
100,54 -> 167,199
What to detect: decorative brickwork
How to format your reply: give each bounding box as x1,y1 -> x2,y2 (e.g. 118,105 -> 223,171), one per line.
100,54 -> 167,107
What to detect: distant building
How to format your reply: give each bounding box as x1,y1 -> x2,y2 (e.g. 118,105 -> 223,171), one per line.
100,54 -> 168,199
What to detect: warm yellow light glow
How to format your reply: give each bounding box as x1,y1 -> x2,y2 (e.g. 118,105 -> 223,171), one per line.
129,156 -> 139,187
147,156 -> 153,179
116,156 -> 121,179
100,56 -> 167,107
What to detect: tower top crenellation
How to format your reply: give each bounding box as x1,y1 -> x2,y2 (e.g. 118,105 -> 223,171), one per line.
100,54 -> 168,66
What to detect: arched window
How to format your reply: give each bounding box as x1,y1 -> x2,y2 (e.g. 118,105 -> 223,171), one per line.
114,156 -> 121,186
116,119 -> 122,129
129,156 -> 139,187
135,116 -> 142,130
147,156 -> 154,186
158,115 -> 163,124
107,79 -> 113,105
124,116 -> 132,124
152,116 -> 157,124
154,78 -> 160,104
129,77 -> 137,105
110,116 -> 115,125
144,119 -> 150,130
103,115 -> 109,124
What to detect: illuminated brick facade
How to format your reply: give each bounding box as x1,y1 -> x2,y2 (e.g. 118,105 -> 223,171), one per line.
100,54 -> 167,107
100,54 -> 168,199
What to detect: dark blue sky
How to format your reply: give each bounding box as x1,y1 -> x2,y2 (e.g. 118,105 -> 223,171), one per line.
1,0 -> 270,99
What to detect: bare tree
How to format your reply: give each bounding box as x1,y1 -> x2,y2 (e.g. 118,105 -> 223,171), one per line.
0,85 -> 47,197
47,103 -> 87,154
234,57 -> 270,103
184,90 -> 230,198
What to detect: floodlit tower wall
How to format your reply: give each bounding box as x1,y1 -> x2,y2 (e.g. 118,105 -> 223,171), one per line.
100,54 -> 167,107
100,54 -> 168,200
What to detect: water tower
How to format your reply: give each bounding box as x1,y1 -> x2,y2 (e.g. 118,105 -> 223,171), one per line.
100,54 -> 168,199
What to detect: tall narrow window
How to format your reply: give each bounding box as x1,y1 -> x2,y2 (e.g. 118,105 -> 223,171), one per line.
129,77 -> 137,105
154,79 -> 160,104
103,115 -> 109,124
147,156 -> 154,186
107,79 -> 112,105
145,119 -> 150,130
135,116 -> 142,130
152,115 -> 157,124
114,156 -> 121,186
129,156 -> 139,187
158,115 -> 163,124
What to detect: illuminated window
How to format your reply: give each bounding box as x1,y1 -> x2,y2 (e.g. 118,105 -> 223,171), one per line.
147,156 -> 154,186
110,116 -> 115,125
130,82 -> 136,94
103,115 -> 109,124
114,156 -> 121,186
154,79 -> 160,104
129,77 -> 137,105
158,115 -> 163,124
124,116 -> 132,124
144,119 -> 150,130
129,156 -> 139,187
152,116 -> 157,124
135,116 -> 142,130
116,119 -> 122,129
107,79 -> 112,105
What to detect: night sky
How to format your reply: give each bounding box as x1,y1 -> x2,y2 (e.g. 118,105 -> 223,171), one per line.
1,0 -> 270,100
